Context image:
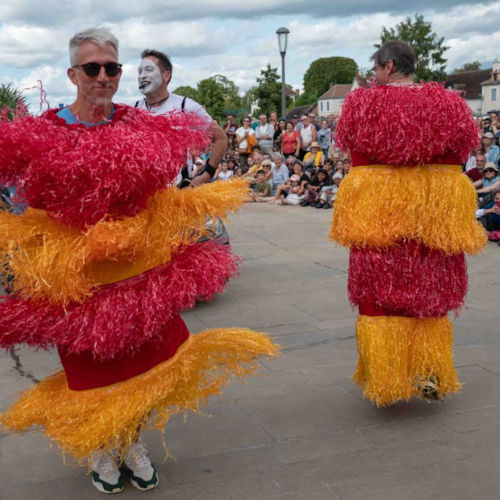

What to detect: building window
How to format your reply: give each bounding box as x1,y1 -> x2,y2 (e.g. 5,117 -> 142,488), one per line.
327,101 -> 330,111
492,88 -> 497,101
320,101 -> 323,112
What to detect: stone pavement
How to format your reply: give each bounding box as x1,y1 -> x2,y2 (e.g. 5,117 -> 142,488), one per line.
1,204 -> 500,500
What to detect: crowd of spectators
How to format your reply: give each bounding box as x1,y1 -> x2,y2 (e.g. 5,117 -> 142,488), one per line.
466,113 -> 500,243
202,111 -> 346,210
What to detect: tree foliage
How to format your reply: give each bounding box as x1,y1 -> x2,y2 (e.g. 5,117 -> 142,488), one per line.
377,14 -> 448,82
303,57 -> 358,100
196,78 -> 225,123
212,74 -> 242,110
452,61 -> 482,73
254,64 -> 290,116
172,85 -> 200,102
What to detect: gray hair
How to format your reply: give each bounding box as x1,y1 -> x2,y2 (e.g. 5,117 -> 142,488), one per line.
69,27 -> 119,66
272,152 -> 284,162
371,40 -> 415,77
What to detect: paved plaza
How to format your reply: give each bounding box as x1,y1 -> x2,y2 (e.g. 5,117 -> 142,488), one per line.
1,204 -> 499,500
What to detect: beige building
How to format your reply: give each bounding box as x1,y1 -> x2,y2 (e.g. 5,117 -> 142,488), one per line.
481,60 -> 500,114
317,76 -> 366,118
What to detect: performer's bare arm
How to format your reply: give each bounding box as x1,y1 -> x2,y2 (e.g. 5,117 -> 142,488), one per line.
191,120 -> 227,187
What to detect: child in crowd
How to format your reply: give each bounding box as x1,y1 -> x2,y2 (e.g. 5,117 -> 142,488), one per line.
300,168 -> 332,207
316,172 -> 343,209
234,167 -> 243,178
216,161 -> 233,181
275,175 -> 303,205
250,170 -> 273,202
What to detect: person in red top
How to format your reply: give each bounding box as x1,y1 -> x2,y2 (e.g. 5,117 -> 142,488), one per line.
466,153 -> 486,182
281,121 -> 301,158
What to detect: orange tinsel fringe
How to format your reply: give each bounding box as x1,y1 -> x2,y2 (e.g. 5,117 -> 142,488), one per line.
0,328 -> 278,464
330,165 -> 486,254
0,178 -> 250,304
353,314 -> 461,406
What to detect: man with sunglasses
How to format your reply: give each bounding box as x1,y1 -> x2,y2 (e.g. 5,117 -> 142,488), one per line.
136,49 -> 226,187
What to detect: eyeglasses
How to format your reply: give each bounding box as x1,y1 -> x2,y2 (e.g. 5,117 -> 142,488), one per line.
484,169 -> 496,173
73,62 -> 122,77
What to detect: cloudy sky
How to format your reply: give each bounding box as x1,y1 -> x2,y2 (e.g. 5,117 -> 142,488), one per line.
1,0 -> 499,111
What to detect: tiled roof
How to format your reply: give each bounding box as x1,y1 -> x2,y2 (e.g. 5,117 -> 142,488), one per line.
445,69 -> 491,99
318,84 -> 352,100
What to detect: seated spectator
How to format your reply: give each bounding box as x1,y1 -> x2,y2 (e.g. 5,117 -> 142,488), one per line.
216,161 -> 233,181
233,149 -> 241,168
342,157 -> 351,175
250,170 -> 273,202
466,154 -> 486,181
234,167 -> 243,178
281,121 -> 301,158
274,175 -> 303,205
303,142 -> 325,173
245,157 -> 265,180
476,191 -> 500,238
261,162 -> 274,188
271,152 -> 289,193
324,158 -> 334,176
474,162 -> 500,200
317,120 -> 332,158
285,155 -> 297,176
291,162 -> 310,191
300,168 -> 332,207
482,132 -> 500,165
316,172 -> 343,209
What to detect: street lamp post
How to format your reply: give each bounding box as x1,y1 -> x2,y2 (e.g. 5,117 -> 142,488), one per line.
276,27 -> 290,120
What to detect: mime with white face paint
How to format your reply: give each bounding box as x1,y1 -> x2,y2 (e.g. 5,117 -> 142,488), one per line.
136,49 -> 227,186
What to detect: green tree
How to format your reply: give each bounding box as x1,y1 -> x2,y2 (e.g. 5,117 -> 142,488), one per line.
254,64 -> 290,116
196,78 -> 225,123
212,74 -> 242,110
172,85 -> 200,102
0,83 -> 27,120
377,14 -> 448,81
452,61 -> 482,73
303,57 -> 358,100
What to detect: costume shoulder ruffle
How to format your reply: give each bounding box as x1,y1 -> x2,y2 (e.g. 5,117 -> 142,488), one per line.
0,104 -> 210,228
335,82 -> 479,165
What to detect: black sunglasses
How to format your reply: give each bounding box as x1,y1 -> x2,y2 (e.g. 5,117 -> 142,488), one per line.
484,168 -> 496,173
74,62 -> 122,77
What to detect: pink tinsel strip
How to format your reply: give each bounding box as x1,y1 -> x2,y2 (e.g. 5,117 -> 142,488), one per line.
0,242 -> 238,359
336,82 -> 479,166
348,241 -> 468,318
0,105 -> 210,228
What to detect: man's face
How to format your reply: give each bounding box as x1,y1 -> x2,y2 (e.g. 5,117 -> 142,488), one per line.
476,156 -> 486,172
308,114 -> 316,123
259,114 -> 267,125
138,57 -> 164,95
301,116 -> 309,127
274,156 -> 282,166
68,41 -> 121,106
270,111 -> 277,121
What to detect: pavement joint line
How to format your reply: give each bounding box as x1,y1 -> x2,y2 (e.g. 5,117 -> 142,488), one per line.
8,347 -> 40,384
281,337 -> 356,354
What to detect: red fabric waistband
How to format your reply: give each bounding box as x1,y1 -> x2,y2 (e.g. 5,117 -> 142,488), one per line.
59,313 -> 190,391
350,151 -> 462,167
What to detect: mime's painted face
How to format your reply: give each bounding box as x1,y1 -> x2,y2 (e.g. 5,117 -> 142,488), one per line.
138,58 -> 163,95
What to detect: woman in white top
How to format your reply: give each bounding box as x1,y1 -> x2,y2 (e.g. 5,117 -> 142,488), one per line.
236,116 -> 255,169
298,114 -> 317,160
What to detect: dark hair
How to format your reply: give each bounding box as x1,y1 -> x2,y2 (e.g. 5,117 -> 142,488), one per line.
141,49 -> 172,83
371,40 -> 415,76
241,115 -> 252,125
256,169 -> 265,176
311,168 -> 332,186
325,158 -> 334,166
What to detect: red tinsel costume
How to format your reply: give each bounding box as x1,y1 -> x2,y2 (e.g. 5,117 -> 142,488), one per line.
330,82 -> 486,406
0,104 -> 278,461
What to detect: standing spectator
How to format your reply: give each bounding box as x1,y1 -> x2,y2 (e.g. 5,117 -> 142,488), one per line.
309,113 -> 321,132
255,114 -> 274,156
303,142 -> 325,173
481,116 -> 492,134
274,119 -> 286,151
482,132 -> 500,166
299,114 -> 317,160
281,121 -> 301,158
317,120 -> 332,158
223,114 -> 238,149
236,116 -> 255,169
271,152 -> 289,193
291,114 -> 300,131
269,110 -> 278,130
466,154 -> 486,182
233,149 -> 240,168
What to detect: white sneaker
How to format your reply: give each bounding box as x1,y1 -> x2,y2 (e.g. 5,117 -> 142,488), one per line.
124,442 -> 159,491
91,451 -> 124,494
